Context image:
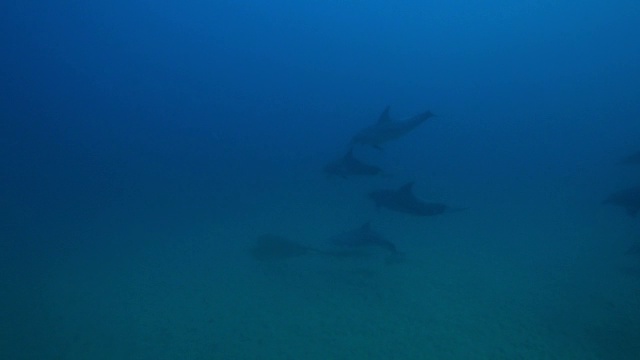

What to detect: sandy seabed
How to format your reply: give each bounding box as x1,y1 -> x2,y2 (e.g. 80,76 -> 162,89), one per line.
2,177 -> 639,360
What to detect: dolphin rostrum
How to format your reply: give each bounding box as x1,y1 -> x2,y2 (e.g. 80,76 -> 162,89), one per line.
323,148 -> 384,178
369,182 -> 461,216
351,106 -> 435,149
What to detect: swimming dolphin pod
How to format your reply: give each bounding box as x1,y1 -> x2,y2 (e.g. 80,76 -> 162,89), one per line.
288,103 -> 456,266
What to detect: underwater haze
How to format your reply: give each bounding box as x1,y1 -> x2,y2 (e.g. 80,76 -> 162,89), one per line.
2,1 -> 640,359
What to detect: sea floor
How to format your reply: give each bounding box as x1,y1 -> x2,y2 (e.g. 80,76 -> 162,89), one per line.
2,176 -> 640,359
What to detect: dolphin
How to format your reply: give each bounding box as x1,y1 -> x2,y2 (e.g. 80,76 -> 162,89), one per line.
603,185 -> 640,217
369,182 -> 461,216
323,148 -> 384,178
351,106 -> 435,149
329,222 -> 399,254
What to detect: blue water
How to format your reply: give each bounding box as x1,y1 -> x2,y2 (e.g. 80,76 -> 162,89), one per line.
2,1 -> 640,359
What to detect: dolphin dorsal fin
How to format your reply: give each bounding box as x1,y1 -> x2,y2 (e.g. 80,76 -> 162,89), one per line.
398,182 -> 414,197
377,106 -> 392,124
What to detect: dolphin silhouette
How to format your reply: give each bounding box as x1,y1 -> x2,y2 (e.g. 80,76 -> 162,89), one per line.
323,148 -> 384,178
369,182 -> 462,216
351,106 -> 435,149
